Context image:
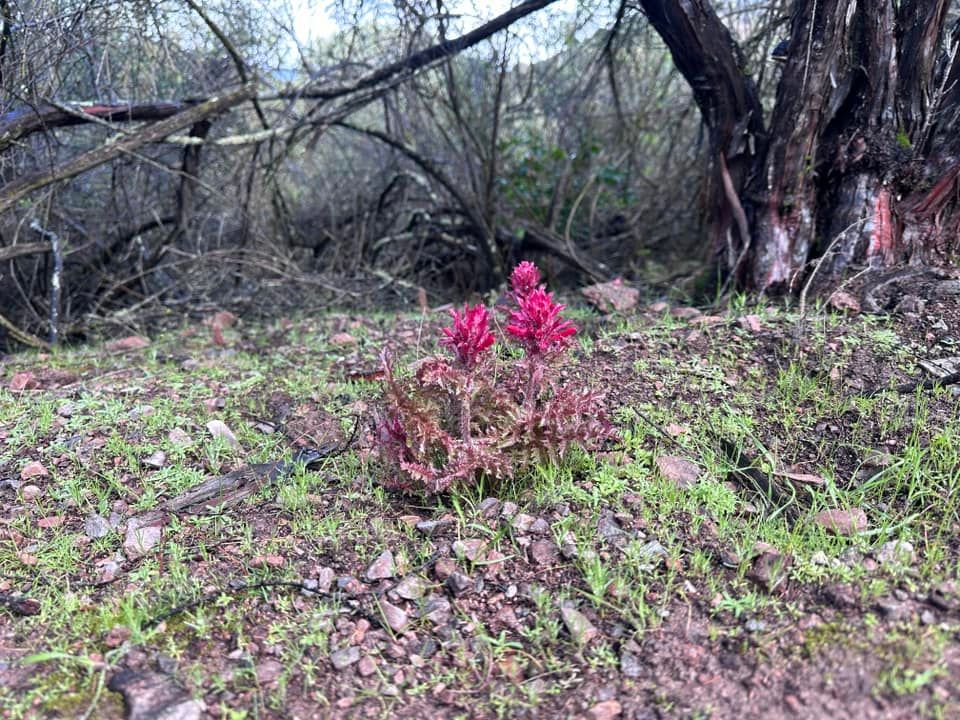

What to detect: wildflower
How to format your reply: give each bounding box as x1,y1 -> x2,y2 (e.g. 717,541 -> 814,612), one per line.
506,287 -> 576,356
440,304 -> 495,369
509,261 -> 542,299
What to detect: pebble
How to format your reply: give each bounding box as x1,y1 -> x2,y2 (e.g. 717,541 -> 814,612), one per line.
561,605 -> 598,645
478,497 -> 501,518
415,519 -> 451,536
445,572 -> 472,596
393,575 -> 428,600
530,540 -> 559,566
511,513 -> 537,533
143,451 -> 166,469
422,596 -> 452,625
584,699 -> 622,720
84,514 -> 112,539
357,656 -> 376,677
876,540 -> 915,567
377,598 -> 408,632
365,550 -> 395,580
330,647 -> 360,671
814,508 -> 868,535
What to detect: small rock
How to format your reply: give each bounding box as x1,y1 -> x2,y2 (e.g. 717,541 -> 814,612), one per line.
37,515 -> 65,529
747,550 -> 791,593
670,306 -> 701,320
9,371 -> 39,391
530,540 -> 559,566
478,497 -> 501,519
559,531 -> 578,559
205,420 -> 240,449
737,314 -> 763,333
394,575 -> 428,600
20,484 -> 41,502
511,513 -> 537,533
582,278 -> 639,313
365,550 -> 395,580
561,605 -> 598,645
655,456 -> 700,488
584,699 -> 622,720
84,514 -> 112,539
814,508 -> 867,535
57,403 -> 75,418
529,517 -> 552,535
717,548 -> 739,567
744,618 -> 766,632
500,501 -> 519,519
330,332 -> 358,347
107,335 -> 150,351
597,512 -> 624,541
620,651 -> 642,678
876,540 -> 915,567
434,557 -> 458,580
377,598 -> 408,632
337,576 -> 364,595
453,539 -> 486,562
315,567 -> 335,593
875,598 -> 908,621
920,609 -> 937,626
143,451 -> 166,469
357,656 -> 376,677
330,647 -> 360,670
167,428 -> 192,446
422,595 -> 452,625
810,550 -> 830,565
107,669 -> 202,720
822,583 -> 857,609
128,405 -> 155,420
124,522 -> 162,560
96,555 -> 122,583
493,605 -> 521,632
415,519 -> 452,536
256,659 -> 284,684
104,625 -> 132,648
638,540 -> 668,560
828,291 -> 861,313
20,461 -> 49,480
445,571 -> 472,596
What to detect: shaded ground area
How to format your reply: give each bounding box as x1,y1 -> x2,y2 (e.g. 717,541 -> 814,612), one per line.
1,280 -> 959,719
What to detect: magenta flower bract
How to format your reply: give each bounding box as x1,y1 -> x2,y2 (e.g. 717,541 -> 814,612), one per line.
506,287 -> 576,356
510,261 -> 542,299
441,304 -> 495,368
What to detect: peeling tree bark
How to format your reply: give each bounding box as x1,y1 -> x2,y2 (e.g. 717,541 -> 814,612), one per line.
639,0 -> 960,292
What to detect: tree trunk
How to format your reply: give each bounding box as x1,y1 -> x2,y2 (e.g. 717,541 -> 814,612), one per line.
641,0 -> 960,292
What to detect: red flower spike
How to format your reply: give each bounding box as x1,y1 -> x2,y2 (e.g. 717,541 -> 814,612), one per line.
506,287 -> 576,356
510,261 -> 542,299
440,304 -> 495,368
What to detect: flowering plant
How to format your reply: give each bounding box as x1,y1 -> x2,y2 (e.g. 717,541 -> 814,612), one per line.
375,262 -> 614,494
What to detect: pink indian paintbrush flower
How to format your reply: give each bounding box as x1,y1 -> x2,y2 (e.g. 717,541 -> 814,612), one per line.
506,287 -> 576,356
510,261 -> 542,299
440,304 -> 495,368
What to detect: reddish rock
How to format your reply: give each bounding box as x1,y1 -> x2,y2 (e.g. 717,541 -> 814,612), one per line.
655,456 -> 700,488
20,461 -> 49,480
9,371 -> 39,391
814,508 -> 868,535
107,335 -> 150,351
